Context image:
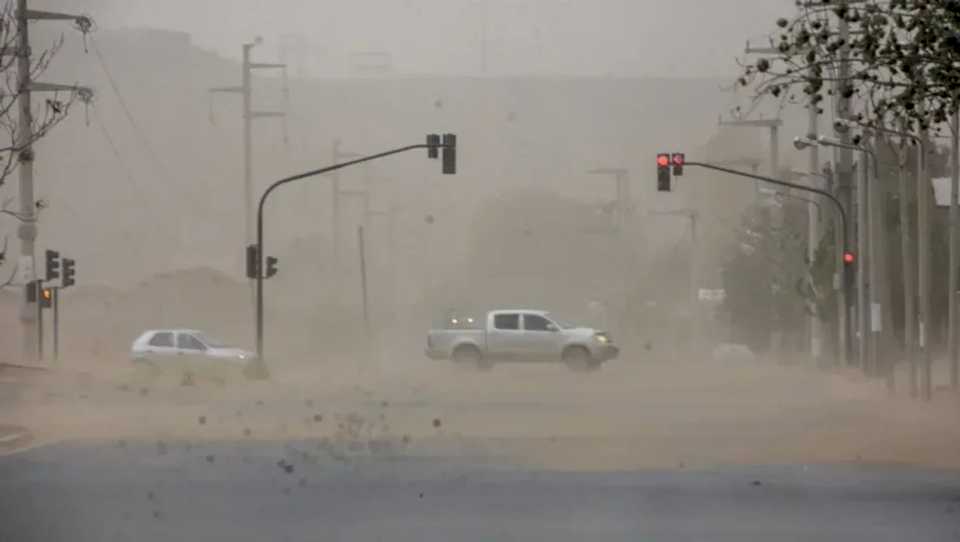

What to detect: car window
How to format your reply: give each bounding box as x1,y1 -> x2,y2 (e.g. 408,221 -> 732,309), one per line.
524,314 -> 553,331
148,332 -> 173,347
493,313 -> 520,330
195,333 -> 228,348
177,333 -> 207,351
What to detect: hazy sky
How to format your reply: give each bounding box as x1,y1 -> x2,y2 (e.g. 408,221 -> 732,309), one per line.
73,0 -> 792,78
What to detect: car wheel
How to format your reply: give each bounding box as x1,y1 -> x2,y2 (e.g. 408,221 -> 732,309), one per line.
563,346 -> 597,373
452,346 -> 491,371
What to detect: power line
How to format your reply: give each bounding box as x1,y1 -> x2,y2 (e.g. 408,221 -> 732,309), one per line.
89,35 -> 173,181
90,104 -> 153,221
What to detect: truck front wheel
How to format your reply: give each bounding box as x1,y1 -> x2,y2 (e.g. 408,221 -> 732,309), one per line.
563,346 -> 598,373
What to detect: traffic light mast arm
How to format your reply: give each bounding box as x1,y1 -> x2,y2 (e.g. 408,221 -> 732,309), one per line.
256,141 -> 452,269
254,138 -> 455,362
684,161 -> 848,255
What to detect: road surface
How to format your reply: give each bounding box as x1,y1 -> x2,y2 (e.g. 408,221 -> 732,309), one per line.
2,355 -> 959,540
1,440 -> 959,542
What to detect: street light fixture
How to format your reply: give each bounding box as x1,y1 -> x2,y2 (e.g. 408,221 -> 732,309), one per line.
793,136 -> 818,151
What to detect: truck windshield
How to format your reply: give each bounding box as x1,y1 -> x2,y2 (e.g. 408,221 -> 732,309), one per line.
547,315 -> 579,329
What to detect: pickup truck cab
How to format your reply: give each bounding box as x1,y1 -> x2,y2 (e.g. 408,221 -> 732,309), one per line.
426,309 -> 619,371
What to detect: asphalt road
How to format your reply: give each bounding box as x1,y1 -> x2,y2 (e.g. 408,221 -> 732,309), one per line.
1,440 -> 959,542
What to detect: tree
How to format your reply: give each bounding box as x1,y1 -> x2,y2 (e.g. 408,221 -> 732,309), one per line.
0,2 -> 93,284
720,198 -> 811,354
740,0 -> 960,136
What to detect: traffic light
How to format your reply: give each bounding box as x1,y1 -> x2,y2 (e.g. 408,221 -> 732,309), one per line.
657,153 -> 671,191
426,133 -> 441,159
45,249 -> 60,281
265,256 -> 278,279
40,287 -> 52,309
61,258 -> 75,288
842,250 -> 855,294
442,133 -> 456,175
671,153 -> 685,176
246,244 -> 259,279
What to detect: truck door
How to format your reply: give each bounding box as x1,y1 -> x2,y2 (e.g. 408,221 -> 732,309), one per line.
486,312 -> 522,360
521,313 -> 563,361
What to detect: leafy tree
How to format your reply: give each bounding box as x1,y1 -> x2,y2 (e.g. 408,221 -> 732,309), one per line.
720,197 -> 811,353
741,0 -> 960,136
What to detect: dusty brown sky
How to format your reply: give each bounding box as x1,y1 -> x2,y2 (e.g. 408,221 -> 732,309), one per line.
51,0 -> 791,77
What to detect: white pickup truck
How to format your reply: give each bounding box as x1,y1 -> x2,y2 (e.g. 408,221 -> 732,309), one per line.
425,309 -> 619,371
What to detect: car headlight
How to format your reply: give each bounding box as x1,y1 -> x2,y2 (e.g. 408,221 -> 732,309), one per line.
594,334 -> 609,344
238,353 -> 248,360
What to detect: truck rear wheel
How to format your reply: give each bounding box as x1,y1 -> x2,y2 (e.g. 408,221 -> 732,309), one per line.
452,346 -> 492,371
563,346 -> 598,373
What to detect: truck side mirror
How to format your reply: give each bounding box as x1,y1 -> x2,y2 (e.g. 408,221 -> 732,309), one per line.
546,323 -> 559,332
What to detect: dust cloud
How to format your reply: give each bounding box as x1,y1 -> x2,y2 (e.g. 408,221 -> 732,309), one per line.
1,0 -> 958,478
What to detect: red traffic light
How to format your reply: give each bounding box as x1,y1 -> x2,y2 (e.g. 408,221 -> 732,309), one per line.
843,251 -> 855,265
671,153 -> 685,166
656,154 -> 670,167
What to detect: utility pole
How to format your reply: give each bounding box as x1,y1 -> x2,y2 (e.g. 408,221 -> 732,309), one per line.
836,10 -> 858,368
856,146 -> 873,374
358,225 -> 369,336
918,130 -> 933,400
15,1 -> 93,362
894,134 -> 916,396
209,38 -> 287,262
950,110 -> 959,389
807,105 -> 823,363
862,123 -> 883,378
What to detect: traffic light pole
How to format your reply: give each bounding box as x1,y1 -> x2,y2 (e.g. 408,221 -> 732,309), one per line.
254,139 -> 455,374
35,280 -> 42,361
685,161 -> 852,358
52,287 -> 59,363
